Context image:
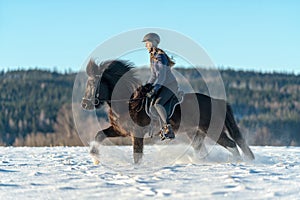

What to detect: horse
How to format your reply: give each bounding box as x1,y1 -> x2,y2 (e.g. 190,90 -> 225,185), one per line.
81,59 -> 255,164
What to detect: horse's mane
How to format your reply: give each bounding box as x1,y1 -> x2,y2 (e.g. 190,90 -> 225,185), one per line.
87,59 -> 143,108
87,59 -> 141,88
101,60 -> 135,82
102,60 -> 141,93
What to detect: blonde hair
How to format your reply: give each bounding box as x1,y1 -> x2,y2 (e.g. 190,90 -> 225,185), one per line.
150,48 -> 175,67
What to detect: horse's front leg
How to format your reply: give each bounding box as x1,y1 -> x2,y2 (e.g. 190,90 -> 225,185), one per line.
90,126 -> 125,164
94,126 -> 123,143
132,135 -> 144,164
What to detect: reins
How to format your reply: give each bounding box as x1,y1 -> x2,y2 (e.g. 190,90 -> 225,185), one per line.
82,96 -> 146,105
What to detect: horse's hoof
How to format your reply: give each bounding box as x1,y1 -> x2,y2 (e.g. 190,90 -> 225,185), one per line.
133,153 -> 143,164
92,158 -> 100,165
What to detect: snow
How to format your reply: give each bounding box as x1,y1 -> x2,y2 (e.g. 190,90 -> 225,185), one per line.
1,146 -> 300,199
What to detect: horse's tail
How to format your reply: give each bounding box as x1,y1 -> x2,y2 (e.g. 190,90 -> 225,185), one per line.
225,104 -> 255,160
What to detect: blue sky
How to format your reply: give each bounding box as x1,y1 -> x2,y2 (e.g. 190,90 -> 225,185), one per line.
0,1 -> 299,74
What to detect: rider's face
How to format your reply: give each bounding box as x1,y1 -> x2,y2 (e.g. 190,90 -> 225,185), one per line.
145,41 -> 152,51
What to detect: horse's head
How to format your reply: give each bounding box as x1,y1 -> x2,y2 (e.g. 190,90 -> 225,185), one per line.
81,59 -> 138,110
81,60 -> 100,110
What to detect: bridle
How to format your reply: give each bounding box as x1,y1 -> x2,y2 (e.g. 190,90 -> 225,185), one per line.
82,96 -> 145,105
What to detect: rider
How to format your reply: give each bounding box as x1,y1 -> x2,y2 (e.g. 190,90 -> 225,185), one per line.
142,32 -> 178,140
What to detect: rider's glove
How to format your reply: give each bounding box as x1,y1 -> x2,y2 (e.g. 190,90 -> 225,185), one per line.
146,84 -> 161,99
144,83 -> 153,91
146,88 -> 156,98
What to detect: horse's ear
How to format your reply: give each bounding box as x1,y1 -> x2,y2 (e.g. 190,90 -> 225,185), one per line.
86,59 -> 99,77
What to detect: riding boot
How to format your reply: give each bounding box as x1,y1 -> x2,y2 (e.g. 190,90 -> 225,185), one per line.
152,103 -> 175,140
160,124 -> 175,140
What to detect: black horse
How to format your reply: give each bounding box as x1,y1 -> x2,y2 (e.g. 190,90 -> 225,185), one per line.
81,59 -> 255,163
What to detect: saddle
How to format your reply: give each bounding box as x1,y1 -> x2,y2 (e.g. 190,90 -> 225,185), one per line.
146,89 -> 184,120
164,91 -> 184,119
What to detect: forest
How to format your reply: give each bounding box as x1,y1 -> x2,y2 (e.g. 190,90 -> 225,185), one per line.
0,68 -> 299,146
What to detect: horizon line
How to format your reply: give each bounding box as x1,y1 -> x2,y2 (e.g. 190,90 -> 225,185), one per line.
1,65 -> 299,76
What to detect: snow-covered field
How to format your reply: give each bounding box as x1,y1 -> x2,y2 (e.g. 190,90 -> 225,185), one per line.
1,145 -> 300,200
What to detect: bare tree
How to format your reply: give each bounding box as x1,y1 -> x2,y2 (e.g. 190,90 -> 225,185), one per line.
54,104 -> 82,146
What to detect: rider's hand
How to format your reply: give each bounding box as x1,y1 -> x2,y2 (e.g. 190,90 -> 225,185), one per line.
144,83 -> 153,91
146,88 -> 156,98
146,84 -> 161,99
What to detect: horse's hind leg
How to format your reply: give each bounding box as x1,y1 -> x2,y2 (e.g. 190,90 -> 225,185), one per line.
132,136 -> 144,164
217,130 -> 241,159
187,130 -> 207,156
225,104 -> 255,160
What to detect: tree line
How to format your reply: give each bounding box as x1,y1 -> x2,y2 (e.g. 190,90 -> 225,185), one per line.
0,68 -> 299,146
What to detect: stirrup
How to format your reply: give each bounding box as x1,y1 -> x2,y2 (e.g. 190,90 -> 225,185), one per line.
159,124 -> 175,141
